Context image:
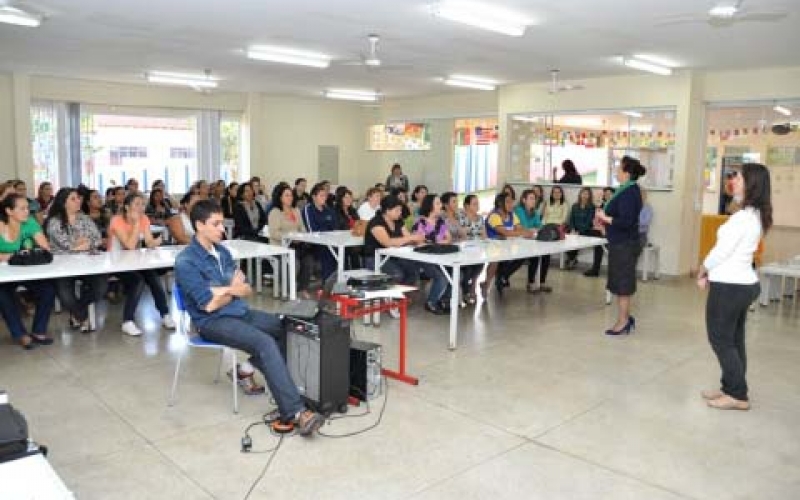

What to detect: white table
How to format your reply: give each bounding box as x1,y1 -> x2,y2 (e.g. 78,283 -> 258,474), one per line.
0,452 -> 75,499
0,240 -> 295,329
376,235 -> 606,349
759,261 -> 800,306
282,230 -> 364,283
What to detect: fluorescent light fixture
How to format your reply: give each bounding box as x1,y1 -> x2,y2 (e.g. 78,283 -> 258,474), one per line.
324,89 -> 380,102
0,6 -> 42,27
621,57 -> 672,76
444,75 -> 497,91
512,116 -> 541,122
246,46 -> 331,68
773,105 -> 792,116
430,1 -> 530,37
709,4 -> 738,18
146,71 -> 218,89
621,111 -> 643,118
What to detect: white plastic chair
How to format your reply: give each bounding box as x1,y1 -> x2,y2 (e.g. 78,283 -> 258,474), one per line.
168,283 -> 239,413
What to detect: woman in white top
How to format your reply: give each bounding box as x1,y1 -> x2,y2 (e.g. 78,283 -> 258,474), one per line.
542,186 -> 568,226
357,187 -> 382,221
697,163 -> 772,411
269,184 -> 313,297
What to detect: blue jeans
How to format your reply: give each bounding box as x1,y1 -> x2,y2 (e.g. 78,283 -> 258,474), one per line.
0,281 -> 56,339
55,275 -> 109,322
119,270 -> 170,322
421,263 -> 449,304
197,310 -> 304,420
366,256 -> 419,286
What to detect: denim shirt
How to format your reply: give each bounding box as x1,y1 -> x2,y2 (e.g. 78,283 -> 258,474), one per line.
174,237 -> 248,328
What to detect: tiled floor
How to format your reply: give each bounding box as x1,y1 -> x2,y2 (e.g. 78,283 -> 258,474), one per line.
2,269 -> 798,500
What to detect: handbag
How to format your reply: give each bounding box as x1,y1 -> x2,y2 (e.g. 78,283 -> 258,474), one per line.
414,243 -> 460,255
8,237 -> 53,266
536,223 -> 565,242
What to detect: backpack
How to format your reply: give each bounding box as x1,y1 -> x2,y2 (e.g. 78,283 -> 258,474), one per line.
536,223 -> 565,242
0,403 -> 29,463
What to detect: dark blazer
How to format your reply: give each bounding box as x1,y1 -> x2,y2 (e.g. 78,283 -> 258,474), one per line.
221,195 -> 237,220
232,201 -> 267,239
605,184 -> 642,244
558,172 -> 583,184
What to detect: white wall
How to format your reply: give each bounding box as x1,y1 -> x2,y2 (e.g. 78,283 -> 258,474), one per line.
0,73 -> 15,181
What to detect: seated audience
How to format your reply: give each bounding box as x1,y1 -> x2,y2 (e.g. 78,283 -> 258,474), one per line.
174,200 -> 324,435
82,189 -> 111,240
106,186 -> 125,215
487,193 -> 534,295
292,178 -> 311,210
358,187 -> 382,221
566,187 -> 605,277
221,182 -> 239,219
233,182 -> 267,240
409,185 -> 428,217
145,188 -> 171,225
412,194 -> 453,315
501,183 -> 517,201
269,184 -> 313,298
0,194 -> 55,349
167,192 -> 201,245
542,186 -> 569,226
363,194 -> 425,289
125,178 -> 140,195
301,183 -> 338,282
335,187 -> 361,270
45,188 -> 108,333
108,193 -> 175,336
456,194 -> 486,305
440,192 -> 466,241
13,180 -> 40,221
36,181 -> 54,215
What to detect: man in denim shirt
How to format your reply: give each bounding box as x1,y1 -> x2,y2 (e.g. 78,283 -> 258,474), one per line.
174,200 -> 324,435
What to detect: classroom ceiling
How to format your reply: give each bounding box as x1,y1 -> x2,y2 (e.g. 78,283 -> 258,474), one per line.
0,0 -> 798,99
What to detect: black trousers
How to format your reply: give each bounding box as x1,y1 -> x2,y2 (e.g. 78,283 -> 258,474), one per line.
705,281 -> 760,401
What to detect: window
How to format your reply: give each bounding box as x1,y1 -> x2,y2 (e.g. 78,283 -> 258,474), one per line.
81,109 -> 198,194
30,101 -> 62,189
453,118 -> 498,193
220,116 -> 242,183
509,108 -> 676,189
170,147 -> 195,159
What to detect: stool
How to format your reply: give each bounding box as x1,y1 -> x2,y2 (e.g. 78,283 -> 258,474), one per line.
642,244 -> 660,281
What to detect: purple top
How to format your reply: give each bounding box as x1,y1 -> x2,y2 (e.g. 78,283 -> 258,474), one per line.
413,217 -> 448,244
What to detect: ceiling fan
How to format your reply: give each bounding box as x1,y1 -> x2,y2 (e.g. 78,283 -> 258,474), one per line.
547,70 -> 584,94
655,1 -> 789,27
338,34 -> 411,71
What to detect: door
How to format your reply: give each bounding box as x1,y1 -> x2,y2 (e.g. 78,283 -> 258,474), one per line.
318,146 -> 339,184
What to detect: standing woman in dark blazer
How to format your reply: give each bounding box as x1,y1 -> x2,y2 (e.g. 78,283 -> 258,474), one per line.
595,156 -> 646,335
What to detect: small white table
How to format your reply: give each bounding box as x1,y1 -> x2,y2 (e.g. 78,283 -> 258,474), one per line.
0,241 -> 296,329
376,236 -> 606,349
282,230 -> 364,283
759,261 -> 800,306
0,452 -> 75,499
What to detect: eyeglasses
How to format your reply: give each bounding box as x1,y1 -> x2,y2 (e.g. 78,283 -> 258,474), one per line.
725,170 -> 741,179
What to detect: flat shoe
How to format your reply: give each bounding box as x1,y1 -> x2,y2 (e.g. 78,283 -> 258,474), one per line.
31,335 -> 54,345
707,395 -> 750,411
701,389 -> 724,400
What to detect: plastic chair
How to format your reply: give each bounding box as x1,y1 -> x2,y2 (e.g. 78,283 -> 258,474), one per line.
168,283 -> 239,413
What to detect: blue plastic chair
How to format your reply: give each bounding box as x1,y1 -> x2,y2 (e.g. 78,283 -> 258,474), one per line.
168,283 -> 239,413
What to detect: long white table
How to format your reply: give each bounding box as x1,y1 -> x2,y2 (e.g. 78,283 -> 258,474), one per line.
0,240 -> 296,329
0,452 -> 75,499
376,235 -> 606,349
759,260 -> 800,306
282,230 -> 364,283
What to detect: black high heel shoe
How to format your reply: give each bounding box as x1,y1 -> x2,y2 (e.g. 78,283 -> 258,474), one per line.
605,316 -> 635,336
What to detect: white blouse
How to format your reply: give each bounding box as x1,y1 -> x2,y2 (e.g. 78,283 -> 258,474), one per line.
704,207 -> 761,285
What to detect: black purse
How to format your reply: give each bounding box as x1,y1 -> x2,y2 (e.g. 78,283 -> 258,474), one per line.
8,237 -> 53,266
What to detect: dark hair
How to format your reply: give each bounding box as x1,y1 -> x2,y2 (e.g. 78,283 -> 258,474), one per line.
190,199 -> 222,231
151,179 -> 165,191
0,194 -> 24,223
411,185 -> 428,202
294,178 -> 306,186
272,183 -> 294,211
519,189 -> 536,212
180,191 -> 194,207
418,194 -> 439,217
742,163 -> 773,232
389,187 -> 407,197
44,187 -> 77,232
37,182 -> 52,198
105,187 -> 115,198
379,194 -> 404,214
335,188 -> 353,208
125,178 -> 138,189
310,182 -> 327,197
603,187 -> 616,196
12,180 -> 25,189
501,183 -> 516,200
112,186 -> 125,197
122,192 -> 143,216
620,155 -> 647,181
549,186 -> 565,205
149,188 -> 165,209
81,189 -> 99,214
562,159 -> 577,176
463,194 -> 478,208
576,187 -> 593,207
364,187 -> 382,200
493,193 -> 510,213
391,163 -> 401,172
237,182 -> 252,201
440,192 -> 457,213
